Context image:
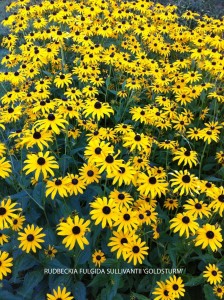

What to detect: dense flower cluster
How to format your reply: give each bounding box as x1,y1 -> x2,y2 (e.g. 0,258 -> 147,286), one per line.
0,0 -> 223,299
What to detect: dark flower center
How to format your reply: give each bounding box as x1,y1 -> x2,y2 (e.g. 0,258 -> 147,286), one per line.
164,290 -> 169,296
134,134 -> 141,141
173,284 -> 179,290
139,213 -> 144,220
123,213 -> 130,221
182,216 -> 190,224
8,107 -> 14,113
94,101 -> 102,109
60,74 -> 65,79
121,238 -> 128,244
206,231 -> 214,239
72,178 -> 78,185
132,246 -> 140,253
119,167 -> 125,174
13,219 -> 18,225
87,170 -> 94,177
48,250 -> 52,255
95,147 -> 102,154
149,177 -> 157,184
72,226 -> 80,234
96,255 -> 101,261
212,270 -> 217,276
33,132 -> 41,139
27,234 -> 34,241
55,179 -> 62,185
184,150 -> 191,156
102,206 -> 111,214
118,193 -> 125,200
218,195 -> 224,202
37,157 -> 45,165
182,175 -> 191,183
105,155 -> 114,163
146,210 -> 151,216
48,114 -> 55,121
138,158 -> 143,163
195,203 -> 202,209
0,207 -> 6,215
206,182 -> 212,188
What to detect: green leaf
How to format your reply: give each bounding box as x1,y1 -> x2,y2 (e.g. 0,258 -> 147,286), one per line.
48,274 -> 72,290
137,275 -> 150,293
204,176 -> 223,182
58,154 -> 73,173
72,281 -> 86,300
112,295 -> 123,300
106,76 -> 110,87
88,274 -> 109,287
167,245 -> 177,268
0,291 -> 23,300
203,284 -> 217,300
11,254 -> 38,282
18,270 -> 44,298
202,163 -> 216,171
184,275 -> 204,287
78,244 -> 91,264
32,182 -> 45,208
132,292 -> 150,300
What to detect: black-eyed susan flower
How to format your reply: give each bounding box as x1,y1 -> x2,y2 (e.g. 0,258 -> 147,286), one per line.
170,212 -> 199,238
90,197 -> 118,228
54,73 -> 72,88
95,151 -> 123,176
172,147 -> 198,168
46,286 -> 74,300
152,280 -> 172,300
169,170 -> 200,196
0,251 -> 13,280
21,129 -> 53,150
166,275 -> 185,299
34,113 -> 68,135
66,174 -> 86,196
138,202 -> 158,225
164,198 -> 179,210
23,151 -> 59,181
108,162 -> 135,186
207,186 -> 224,216
57,215 -> 90,250
123,131 -> 149,152
109,189 -> 134,209
123,237 -> 149,266
203,264 -> 223,285
45,177 -> 70,200
213,285 -> 224,299
137,169 -> 168,198
92,249 -> 106,267
113,207 -> 139,234
0,198 -> 21,230
44,245 -> 58,259
183,198 -> 211,218
0,157 -> 12,179
0,232 -> 9,245
11,214 -> 26,231
108,230 -> 135,260
216,151 -> 224,165
83,99 -> 114,121
79,163 -> 101,184
194,224 -> 223,252
18,224 -> 46,253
